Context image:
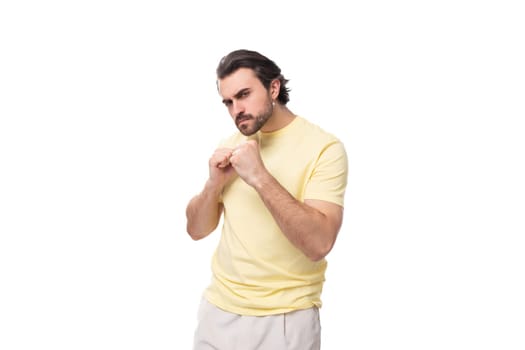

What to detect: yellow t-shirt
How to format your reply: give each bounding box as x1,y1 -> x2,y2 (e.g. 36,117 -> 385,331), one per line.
204,116 -> 348,316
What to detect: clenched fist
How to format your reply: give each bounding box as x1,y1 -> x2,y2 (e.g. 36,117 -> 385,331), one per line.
228,140 -> 268,188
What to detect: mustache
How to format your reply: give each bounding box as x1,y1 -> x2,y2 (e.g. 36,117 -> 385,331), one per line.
235,113 -> 253,124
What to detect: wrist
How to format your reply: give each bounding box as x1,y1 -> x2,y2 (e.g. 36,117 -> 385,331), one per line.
252,172 -> 273,192
204,179 -> 224,198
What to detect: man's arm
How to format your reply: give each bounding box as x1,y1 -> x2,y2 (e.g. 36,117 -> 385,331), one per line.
254,174 -> 343,261
229,140 -> 345,261
186,147 -> 236,240
185,180 -> 224,240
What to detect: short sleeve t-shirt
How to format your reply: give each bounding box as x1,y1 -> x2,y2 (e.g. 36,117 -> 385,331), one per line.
204,116 -> 348,316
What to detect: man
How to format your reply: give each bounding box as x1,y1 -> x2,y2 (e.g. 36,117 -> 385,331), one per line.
186,49 -> 348,350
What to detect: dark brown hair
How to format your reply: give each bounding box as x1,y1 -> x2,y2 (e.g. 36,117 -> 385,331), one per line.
216,49 -> 290,105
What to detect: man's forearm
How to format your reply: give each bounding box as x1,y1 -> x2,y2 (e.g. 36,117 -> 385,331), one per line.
186,181 -> 223,240
252,174 -> 339,261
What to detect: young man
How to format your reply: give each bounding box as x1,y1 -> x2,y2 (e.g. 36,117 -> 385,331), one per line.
186,49 -> 348,350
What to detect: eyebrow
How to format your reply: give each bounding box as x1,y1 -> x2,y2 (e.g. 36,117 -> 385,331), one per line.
222,88 -> 250,105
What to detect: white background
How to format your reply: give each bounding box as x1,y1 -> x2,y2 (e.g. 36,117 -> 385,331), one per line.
1,1 -> 524,349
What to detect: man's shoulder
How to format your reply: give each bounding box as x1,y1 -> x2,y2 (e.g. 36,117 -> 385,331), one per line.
297,116 -> 343,144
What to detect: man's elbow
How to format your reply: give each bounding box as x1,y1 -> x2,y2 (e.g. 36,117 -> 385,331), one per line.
307,241 -> 335,262
307,232 -> 337,262
187,227 -> 203,241
187,230 -> 204,241
186,223 -> 214,241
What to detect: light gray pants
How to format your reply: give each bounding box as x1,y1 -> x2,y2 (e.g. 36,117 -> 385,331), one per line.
193,298 -> 321,350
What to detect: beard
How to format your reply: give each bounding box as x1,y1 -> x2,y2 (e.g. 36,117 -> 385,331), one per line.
235,99 -> 273,136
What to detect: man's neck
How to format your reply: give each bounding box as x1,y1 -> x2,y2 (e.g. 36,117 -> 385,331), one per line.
260,105 -> 295,133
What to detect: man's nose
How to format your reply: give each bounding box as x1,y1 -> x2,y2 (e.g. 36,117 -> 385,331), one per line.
232,101 -> 245,116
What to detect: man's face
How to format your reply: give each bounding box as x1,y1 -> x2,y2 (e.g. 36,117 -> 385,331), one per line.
218,68 -> 273,136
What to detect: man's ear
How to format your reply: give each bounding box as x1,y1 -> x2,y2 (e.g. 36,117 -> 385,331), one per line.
270,79 -> 281,99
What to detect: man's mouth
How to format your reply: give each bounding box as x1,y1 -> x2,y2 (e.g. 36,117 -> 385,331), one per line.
236,115 -> 252,126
